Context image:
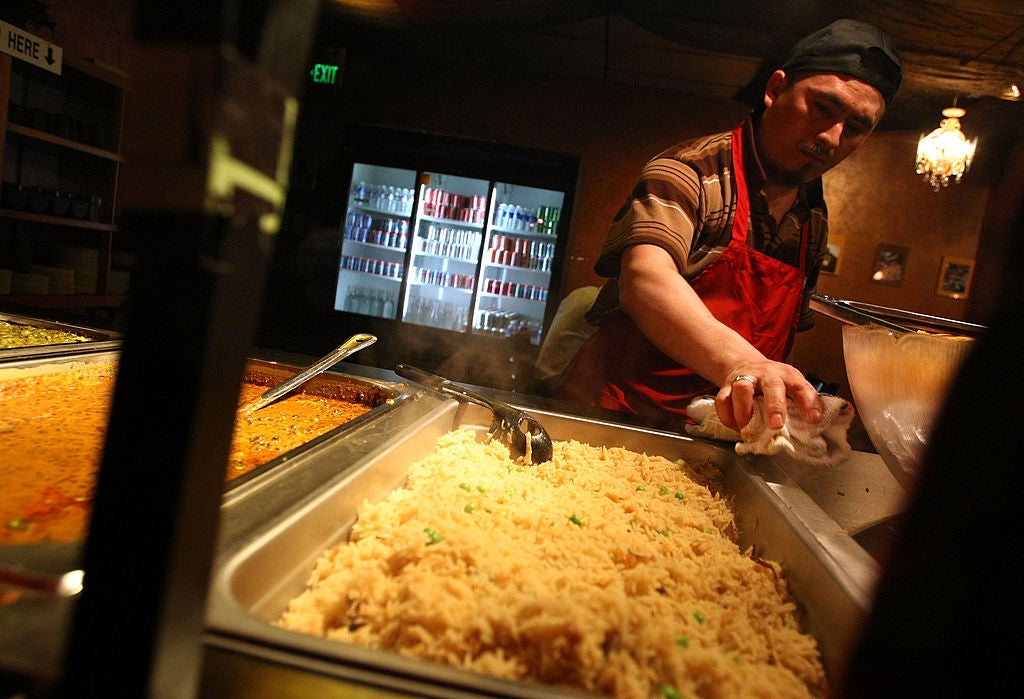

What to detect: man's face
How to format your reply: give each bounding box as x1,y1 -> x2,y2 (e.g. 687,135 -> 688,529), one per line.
758,71 -> 887,186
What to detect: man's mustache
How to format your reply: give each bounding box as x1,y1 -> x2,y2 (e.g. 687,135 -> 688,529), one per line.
799,142 -> 834,162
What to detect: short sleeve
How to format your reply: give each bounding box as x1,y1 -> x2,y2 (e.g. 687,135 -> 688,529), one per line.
593,156 -> 704,278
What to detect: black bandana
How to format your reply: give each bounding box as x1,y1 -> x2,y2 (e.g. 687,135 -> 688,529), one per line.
782,19 -> 903,104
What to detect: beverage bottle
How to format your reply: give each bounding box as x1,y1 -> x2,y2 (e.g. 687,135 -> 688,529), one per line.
525,208 -> 537,232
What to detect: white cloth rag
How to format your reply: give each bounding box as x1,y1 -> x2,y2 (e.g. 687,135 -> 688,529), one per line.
685,394 -> 856,466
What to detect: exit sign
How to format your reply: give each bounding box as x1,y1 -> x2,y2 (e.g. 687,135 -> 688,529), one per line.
310,62 -> 339,85
0,20 -> 62,75
308,47 -> 345,89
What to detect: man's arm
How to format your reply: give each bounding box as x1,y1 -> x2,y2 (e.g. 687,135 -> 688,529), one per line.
618,243 -> 822,430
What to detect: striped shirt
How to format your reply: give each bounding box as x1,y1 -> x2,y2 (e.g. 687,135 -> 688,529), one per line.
587,117 -> 827,331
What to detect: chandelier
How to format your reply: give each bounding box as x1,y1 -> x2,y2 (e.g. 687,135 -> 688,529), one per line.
915,105 -> 977,191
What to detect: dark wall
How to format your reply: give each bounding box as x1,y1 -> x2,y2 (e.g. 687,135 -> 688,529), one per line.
31,1 -> 1021,398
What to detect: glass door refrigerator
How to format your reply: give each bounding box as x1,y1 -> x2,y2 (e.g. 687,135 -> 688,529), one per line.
402,173 -> 487,334
475,183 -> 563,344
335,163 -> 415,321
329,126 -> 578,352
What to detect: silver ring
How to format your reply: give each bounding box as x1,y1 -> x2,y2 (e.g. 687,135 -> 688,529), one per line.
732,374 -> 757,385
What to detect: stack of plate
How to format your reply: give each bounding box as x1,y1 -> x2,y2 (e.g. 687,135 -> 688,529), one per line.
55,245 -> 98,293
28,266 -> 76,295
11,273 -> 49,295
108,269 -> 131,294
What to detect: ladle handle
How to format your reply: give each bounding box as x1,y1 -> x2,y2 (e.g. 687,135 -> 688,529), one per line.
239,333 -> 377,413
394,364 -> 496,410
0,566 -> 84,598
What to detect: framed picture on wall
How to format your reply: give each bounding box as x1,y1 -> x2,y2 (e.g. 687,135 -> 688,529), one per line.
820,234 -> 844,275
936,256 -> 974,299
870,243 -> 909,286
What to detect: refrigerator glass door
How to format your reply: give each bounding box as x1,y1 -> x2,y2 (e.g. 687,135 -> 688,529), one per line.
402,173 -> 488,332
475,183 -> 564,344
334,163 -> 416,320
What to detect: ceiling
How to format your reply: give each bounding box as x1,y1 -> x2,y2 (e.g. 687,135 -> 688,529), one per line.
322,0 -> 1024,132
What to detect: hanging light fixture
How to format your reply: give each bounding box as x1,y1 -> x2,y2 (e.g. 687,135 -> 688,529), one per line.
915,102 -> 978,191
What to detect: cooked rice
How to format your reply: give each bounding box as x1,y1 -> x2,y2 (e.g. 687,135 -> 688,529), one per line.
279,430 -> 827,698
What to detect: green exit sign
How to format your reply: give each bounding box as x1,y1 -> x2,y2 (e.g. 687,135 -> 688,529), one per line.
309,48 -> 345,89
310,62 -> 339,85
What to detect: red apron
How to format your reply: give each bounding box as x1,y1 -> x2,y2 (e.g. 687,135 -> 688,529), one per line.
560,125 -> 809,429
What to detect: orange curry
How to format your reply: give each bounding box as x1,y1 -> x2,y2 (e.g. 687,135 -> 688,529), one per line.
0,363 -> 374,544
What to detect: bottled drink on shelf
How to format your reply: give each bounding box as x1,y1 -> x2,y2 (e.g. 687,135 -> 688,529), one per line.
476,309 -> 542,340
420,225 -> 482,260
413,266 -> 475,289
482,277 -> 548,301
343,285 -> 399,319
405,293 -> 468,331
421,187 -> 487,222
487,233 -> 554,270
340,255 -> 405,279
345,214 -> 410,249
351,181 -> 415,216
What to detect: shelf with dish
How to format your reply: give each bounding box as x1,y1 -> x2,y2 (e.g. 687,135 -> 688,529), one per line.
0,206 -> 117,231
5,121 -> 125,162
0,53 -> 128,311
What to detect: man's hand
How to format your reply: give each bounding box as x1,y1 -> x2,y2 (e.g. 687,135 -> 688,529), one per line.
715,362 -> 823,432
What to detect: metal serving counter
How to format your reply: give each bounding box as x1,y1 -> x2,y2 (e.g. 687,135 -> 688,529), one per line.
198,365 -> 909,698
0,358 -> 908,697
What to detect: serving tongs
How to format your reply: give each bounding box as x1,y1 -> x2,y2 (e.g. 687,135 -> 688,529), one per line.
395,364 -> 554,464
809,294 -> 986,337
237,333 -> 377,414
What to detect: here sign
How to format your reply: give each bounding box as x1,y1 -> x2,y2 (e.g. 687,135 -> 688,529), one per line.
0,20 -> 63,75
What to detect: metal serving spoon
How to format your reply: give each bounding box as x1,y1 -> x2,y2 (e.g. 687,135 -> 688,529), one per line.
238,333 -> 377,414
394,364 -> 554,464
0,565 -> 84,600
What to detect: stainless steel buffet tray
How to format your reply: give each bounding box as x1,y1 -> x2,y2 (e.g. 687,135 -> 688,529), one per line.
0,311 -> 121,361
206,399 -> 882,697
0,355 -> 428,684
0,351 -> 413,497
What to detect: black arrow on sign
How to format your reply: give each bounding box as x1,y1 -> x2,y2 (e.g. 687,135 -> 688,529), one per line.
45,47 -> 54,65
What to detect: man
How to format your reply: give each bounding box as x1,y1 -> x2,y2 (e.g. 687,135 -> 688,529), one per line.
557,19 -> 902,434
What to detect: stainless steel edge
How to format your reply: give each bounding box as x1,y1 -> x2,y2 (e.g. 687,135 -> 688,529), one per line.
216,385 -> 441,551
0,312 -> 122,362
